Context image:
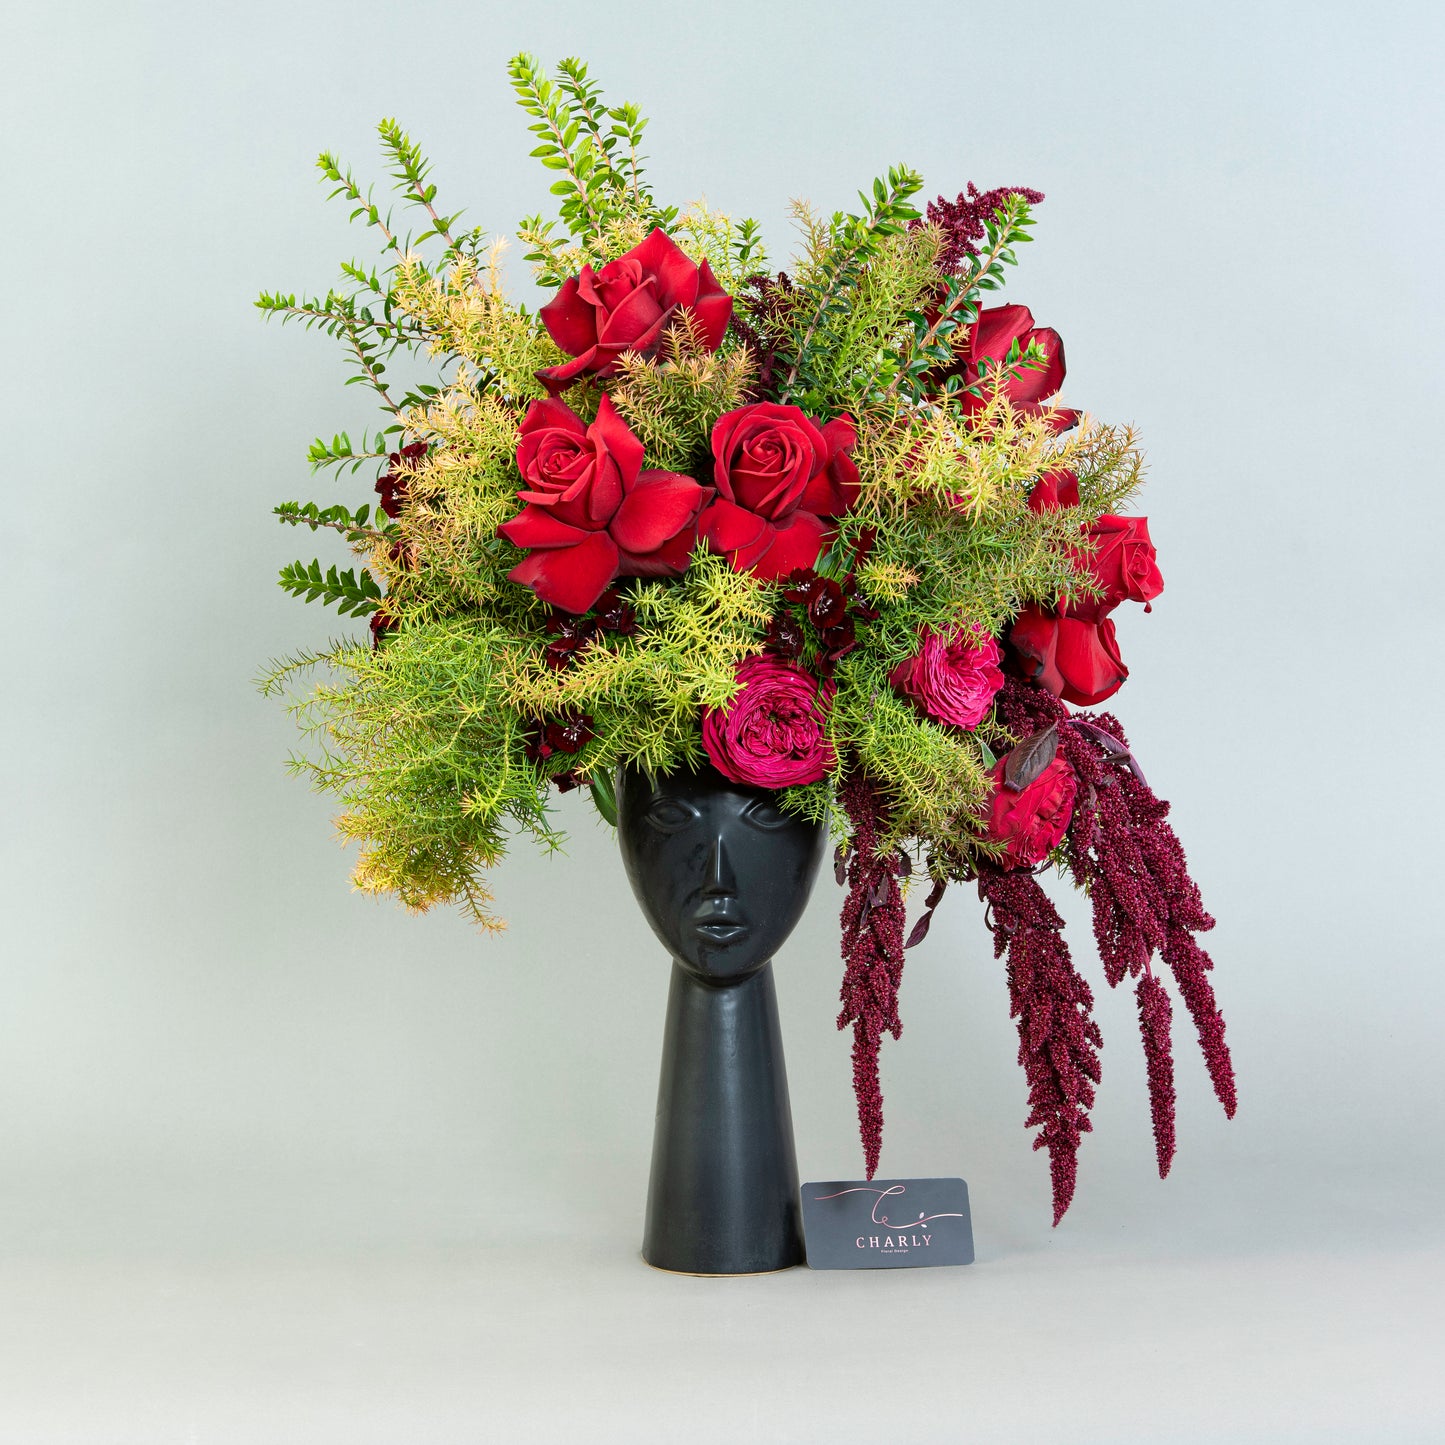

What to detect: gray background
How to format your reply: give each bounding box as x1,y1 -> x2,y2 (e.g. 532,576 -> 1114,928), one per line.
3,1 -> 1442,1440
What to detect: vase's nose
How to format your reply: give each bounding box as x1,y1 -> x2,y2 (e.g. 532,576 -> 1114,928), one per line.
701,834 -> 737,898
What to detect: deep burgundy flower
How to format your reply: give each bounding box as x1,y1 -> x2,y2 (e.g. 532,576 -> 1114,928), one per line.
816,617 -> 858,674
941,304 -> 1079,434
523,711 -> 596,763
498,395 -> 710,613
697,404 -> 859,581
921,183 -> 1045,274
368,604 -> 397,647
701,655 -> 835,788
374,440 -> 428,519
535,228 -> 733,395
764,612 -> 808,661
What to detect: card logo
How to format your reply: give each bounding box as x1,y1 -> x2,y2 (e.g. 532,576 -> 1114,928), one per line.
801,1177 -> 974,1270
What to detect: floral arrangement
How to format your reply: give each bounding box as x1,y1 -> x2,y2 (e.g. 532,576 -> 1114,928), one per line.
259,55 -> 1235,1224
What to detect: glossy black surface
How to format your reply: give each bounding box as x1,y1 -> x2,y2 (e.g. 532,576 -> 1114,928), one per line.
616,764 -> 827,1274
617,764 -> 827,983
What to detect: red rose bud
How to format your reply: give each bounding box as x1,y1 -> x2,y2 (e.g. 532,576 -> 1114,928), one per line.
984,753 -> 1077,868
1008,604 -> 1128,707
944,304 -> 1079,434
498,395 -> 710,613
1026,468 -> 1081,513
890,622 -> 1004,730
535,227 -> 733,395
697,404 -> 859,581
701,655 -> 836,788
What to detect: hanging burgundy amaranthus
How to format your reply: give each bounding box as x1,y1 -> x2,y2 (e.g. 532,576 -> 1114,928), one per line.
836,770 -> 908,1180
975,862 -> 1103,1225
993,676 -> 1237,1184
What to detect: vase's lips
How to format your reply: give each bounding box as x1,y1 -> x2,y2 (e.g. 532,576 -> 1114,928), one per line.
693,920 -> 749,945
691,901 -> 750,946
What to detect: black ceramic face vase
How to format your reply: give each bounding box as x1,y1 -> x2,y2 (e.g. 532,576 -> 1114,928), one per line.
616,764 -> 828,982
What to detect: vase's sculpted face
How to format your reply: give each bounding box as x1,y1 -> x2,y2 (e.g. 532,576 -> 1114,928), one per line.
617,765 -> 827,982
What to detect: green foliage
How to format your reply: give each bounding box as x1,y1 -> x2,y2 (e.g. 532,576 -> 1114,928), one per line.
278,559 -> 383,617
610,316 -> 757,471
275,500 -> 389,544
775,165 -> 924,409
508,52 -> 677,283
305,431 -> 390,475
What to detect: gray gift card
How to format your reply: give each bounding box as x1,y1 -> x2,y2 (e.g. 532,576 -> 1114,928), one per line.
801,1178 -> 974,1269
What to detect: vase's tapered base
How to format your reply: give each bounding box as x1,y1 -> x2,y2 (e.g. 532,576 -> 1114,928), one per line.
642,961 -> 805,1276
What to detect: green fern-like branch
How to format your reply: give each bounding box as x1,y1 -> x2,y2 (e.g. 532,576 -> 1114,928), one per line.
278,559 -> 383,616
777,165 -> 923,406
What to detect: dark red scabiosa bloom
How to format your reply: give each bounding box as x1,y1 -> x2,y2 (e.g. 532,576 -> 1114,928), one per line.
522,711 -> 596,763
541,587 -> 638,670
535,227 -> 733,395
938,304 -> 1080,434
497,395 -> 711,614
836,771 -> 908,1181
374,440 -> 429,519
697,404 -> 859,581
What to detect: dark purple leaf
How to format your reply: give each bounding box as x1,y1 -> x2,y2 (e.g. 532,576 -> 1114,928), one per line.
1003,724 -> 1059,791
904,879 -> 947,949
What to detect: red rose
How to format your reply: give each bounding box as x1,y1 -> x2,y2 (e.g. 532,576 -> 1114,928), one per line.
1008,603 -> 1128,707
984,753 -> 1077,868
701,655 -> 836,787
889,623 -> 1004,730
536,228 -> 733,395
697,404 -> 860,580
1083,514 -> 1163,612
944,304 -> 1079,434
498,394 -> 710,613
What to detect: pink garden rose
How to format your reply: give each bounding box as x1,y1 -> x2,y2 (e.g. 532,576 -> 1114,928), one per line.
697,403 -> 860,581
536,228 -> 732,395
984,753 -> 1077,868
497,395 -> 710,613
701,655 -> 836,787
889,623 -> 1004,730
